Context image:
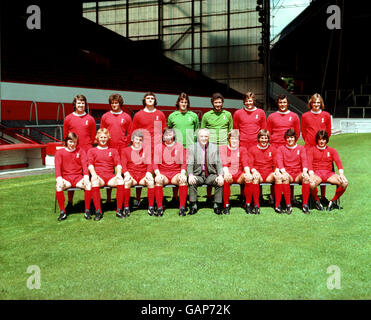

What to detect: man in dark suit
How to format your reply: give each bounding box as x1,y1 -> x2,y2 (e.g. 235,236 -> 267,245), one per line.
187,128 -> 224,215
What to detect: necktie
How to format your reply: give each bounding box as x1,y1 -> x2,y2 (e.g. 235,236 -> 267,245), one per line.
204,145 -> 209,177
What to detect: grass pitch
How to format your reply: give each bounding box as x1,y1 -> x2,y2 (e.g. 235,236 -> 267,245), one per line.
0,133 -> 370,299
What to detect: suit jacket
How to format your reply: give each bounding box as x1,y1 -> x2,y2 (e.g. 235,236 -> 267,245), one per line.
187,142 -> 223,176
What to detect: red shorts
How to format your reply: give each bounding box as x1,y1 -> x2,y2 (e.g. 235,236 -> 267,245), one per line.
315,170 -> 335,182
97,173 -> 116,185
64,174 -> 83,187
232,171 -> 244,183
161,171 -> 180,183
260,171 -> 273,182
287,170 -> 302,181
129,171 -> 147,184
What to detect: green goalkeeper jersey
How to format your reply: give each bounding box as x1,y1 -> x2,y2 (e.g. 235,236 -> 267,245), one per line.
167,110 -> 199,148
201,109 -> 233,145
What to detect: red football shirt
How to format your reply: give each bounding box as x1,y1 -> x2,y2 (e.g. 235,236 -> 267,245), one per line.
247,144 -> 277,173
131,108 -> 167,151
63,112 -> 96,153
87,147 -> 121,177
267,110 -> 300,147
219,145 -> 249,176
233,107 -> 267,148
307,145 -> 343,172
100,110 -> 132,150
55,147 -> 89,177
153,142 -> 187,174
120,146 -> 152,175
301,110 -> 331,146
276,144 -> 308,173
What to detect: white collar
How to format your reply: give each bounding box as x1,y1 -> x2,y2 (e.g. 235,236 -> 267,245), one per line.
286,144 -> 297,149
110,110 -> 123,115
131,145 -> 142,151
64,147 -> 76,152
227,145 -> 238,151
73,112 -> 86,117
316,145 -> 327,150
277,110 -> 290,115
144,107 -> 156,113
165,142 -> 176,148
311,109 -> 322,115
257,144 -> 269,150
245,107 -> 257,112
97,146 -> 108,150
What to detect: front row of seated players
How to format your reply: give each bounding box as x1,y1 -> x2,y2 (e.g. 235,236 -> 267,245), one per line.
55,127 -> 348,221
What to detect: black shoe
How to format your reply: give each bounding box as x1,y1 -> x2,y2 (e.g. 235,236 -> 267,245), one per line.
116,208 -> 125,219
286,204 -> 292,215
189,203 -> 198,215
156,207 -> 164,217
254,205 -> 260,215
327,200 -> 337,211
275,204 -> 282,214
123,207 -> 130,217
179,206 -> 186,216
321,197 -> 330,207
245,203 -> 252,214
315,200 -> 324,211
302,204 -> 310,214
84,209 -> 92,220
58,210 -> 67,221
94,209 -> 103,221
223,204 -> 231,215
214,204 -> 222,215
147,206 -> 155,216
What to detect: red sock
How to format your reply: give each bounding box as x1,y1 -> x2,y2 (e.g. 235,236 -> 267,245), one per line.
311,187 -> 320,201
56,191 -> 65,211
244,183 -> 252,204
252,184 -> 260,207
283,184 -> 291,206
124,188 -> 131,207
178,185 -> 187,208
67,190 -> 74,204
302,183 -> 310,206
136,187 -> 142,201
207,186 -> 212,199
320,185 -> 326,199
92,187 -> 101,211
332,186 -> 346,202
274,184 -> 283,208
155,186 -> 164,208
172,186 -> 179,200
116,185 -> 124,211
147,187 -> 155,207
84,189 -> 92,211
223,182 -> 231,206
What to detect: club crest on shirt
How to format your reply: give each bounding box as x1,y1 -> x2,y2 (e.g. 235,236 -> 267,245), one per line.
256,114 -> 259,119
269,152 -> 272,157
327,151 -> 330,157
223,115 -> 226,120
121,119 -> 124,123
289,116 -> 292,122
76,153 -> 80,158
156,116 -> 159,120
322,118 -> 325,123
297,150 -> 300,155
109,152 -> 112,157
85,120 -> 89,125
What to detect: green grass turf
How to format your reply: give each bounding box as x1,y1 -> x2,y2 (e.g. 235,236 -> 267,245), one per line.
0,133 -> 370,299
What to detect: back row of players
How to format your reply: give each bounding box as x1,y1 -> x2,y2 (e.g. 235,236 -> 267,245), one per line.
55,91 -> 348,221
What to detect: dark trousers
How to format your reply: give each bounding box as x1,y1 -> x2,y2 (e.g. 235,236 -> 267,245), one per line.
189,171 -> 223,204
